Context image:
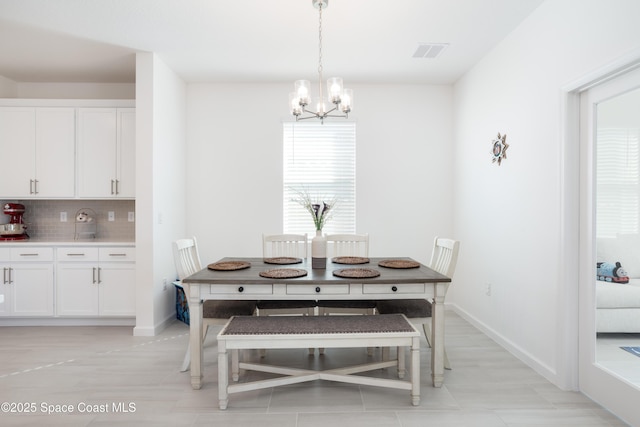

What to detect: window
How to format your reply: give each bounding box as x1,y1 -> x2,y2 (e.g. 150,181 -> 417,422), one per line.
283,121 -> 356,235
596,127 -> 640,238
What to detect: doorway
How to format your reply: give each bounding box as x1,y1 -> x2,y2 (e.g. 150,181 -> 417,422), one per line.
578,65 -> 640,427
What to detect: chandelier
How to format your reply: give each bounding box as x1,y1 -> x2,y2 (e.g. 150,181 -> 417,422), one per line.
289,0 -> 353,123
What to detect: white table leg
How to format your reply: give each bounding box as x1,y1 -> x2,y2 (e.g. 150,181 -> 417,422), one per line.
218,340 -> 229,410
411,336 -> 420,406
431,291 -> 445,387
188,284 -> 203,390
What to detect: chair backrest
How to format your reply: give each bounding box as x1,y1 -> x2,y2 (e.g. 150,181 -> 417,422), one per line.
262,234 -> 308,258
325,233 -> 369,257
429,236 -> 460,278
172,236 -> 203,281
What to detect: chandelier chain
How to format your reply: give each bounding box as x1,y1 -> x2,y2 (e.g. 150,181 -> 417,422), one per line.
317,2 -> 324,106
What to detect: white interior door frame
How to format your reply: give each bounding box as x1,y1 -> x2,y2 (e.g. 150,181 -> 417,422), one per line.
561,52 -> 640,427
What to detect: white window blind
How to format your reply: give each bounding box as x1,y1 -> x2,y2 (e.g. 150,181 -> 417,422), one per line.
596,128 -> 640,238
283,121 -> 356,235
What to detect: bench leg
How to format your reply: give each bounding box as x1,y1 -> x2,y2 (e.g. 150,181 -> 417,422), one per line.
397,346 -> 405,379
232,349 -> 239,382
411,337 -> 420,406
218,341 -> 229,410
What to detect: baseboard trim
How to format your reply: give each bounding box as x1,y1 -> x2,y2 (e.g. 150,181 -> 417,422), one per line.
448,303 -> 559,387
133,311 -> 178,336
0,317 -> 135,327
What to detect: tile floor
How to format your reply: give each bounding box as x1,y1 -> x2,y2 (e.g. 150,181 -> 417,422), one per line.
0,311 -> 631,426
596,333 -> 640,388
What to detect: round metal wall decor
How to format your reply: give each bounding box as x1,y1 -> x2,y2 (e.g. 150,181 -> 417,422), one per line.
491,133 -> 509,165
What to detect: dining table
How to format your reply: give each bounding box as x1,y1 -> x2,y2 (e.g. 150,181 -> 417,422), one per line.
181,256 -> 451,390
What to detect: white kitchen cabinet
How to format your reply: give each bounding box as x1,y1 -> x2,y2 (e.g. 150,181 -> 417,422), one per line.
0,107 -> 75,198
56,247 -> 135,317
77,108 -> 135,198
0,247 -> 54,317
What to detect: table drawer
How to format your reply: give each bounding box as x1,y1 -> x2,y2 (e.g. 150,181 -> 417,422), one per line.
210,284 -> 273,295
362,283 -> 425,294
286,284 -> 350,295
57,247 -> 99,261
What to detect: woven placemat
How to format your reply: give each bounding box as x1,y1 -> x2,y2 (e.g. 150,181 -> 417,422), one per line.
264,257 -> 303,265
378,259 -> 420,269
208,260 -> 251,271
259,268 -> 308,279
332,256 -> 370,265
333,268 -> 380,278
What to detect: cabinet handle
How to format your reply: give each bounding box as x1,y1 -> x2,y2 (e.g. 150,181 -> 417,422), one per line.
3,267 -> 7,284
19,253 -> 39,257
108,253 -> 127,257
98,267 -> 102,284
111,179 -> 115,195
115,179 -> 120,195
29,179 -> 35,194
67,253 -> 86,257
92,267 -> 97,284
34,179 -> 39,194
8,267 -> 13,284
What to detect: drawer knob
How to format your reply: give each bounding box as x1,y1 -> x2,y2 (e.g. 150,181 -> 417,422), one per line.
315,287 -> 321,293
238,286 -> 244,293
391,286 -> 398,292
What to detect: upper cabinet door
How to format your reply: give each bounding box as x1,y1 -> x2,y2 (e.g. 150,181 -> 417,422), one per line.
0,107 -> 36,197
35,108 -> 76,198
77,108 -> 118,198
117,108 -> 136,198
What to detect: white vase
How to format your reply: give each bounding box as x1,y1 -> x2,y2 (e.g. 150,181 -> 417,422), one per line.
311,230 -> 327,269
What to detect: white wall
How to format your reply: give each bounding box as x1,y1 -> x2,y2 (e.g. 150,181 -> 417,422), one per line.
451,0 -> 640,422
0,78 -> 134,99
186,83 -> 453,265
15,82 -> 135,99
134,52 -> 188,335
0,75 -> 17,97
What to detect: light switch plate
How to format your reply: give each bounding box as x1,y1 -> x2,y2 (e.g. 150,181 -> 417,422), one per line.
128,212 -> 135,222
60,212 -> 67,222
108,211 -> 115,222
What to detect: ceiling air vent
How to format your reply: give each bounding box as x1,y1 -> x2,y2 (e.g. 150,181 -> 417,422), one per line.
412,43 -> 449,59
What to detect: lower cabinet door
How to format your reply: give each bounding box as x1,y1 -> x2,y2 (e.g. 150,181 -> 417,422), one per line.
99,264 -> 135,316
11,264 -> 54,316
56,264 -> 99,316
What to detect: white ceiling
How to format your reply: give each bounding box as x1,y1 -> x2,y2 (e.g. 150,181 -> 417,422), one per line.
0,0 -> 544,85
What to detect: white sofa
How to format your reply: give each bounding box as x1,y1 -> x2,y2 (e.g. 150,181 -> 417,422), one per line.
596,235 -> 640,333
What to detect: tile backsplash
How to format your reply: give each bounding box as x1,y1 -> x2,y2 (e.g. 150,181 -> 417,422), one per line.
1,200 -> 135,241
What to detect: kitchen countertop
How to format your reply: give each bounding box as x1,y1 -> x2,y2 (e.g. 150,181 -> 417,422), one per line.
0,239 -> 135,246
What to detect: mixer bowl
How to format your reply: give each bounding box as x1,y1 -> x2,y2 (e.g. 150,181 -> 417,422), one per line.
0,224 -> 26,235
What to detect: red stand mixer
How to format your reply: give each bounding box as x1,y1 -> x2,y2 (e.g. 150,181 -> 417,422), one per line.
0,203 -> 29,241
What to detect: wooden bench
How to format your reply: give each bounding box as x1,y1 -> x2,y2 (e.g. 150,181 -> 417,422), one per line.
217,313 -> 421,409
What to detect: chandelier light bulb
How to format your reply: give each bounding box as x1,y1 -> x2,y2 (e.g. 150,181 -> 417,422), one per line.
295,80 -> 311,106
341,88 -> 353,113
289,92 -> 302,116
327,77 -> 343,104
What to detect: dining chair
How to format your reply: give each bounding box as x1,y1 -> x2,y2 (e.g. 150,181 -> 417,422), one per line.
258,233 -> 316,356
257,233 -> 316,316
173,236 -> 257,372
317,233 -> 377,316
376,236 -> 460,370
